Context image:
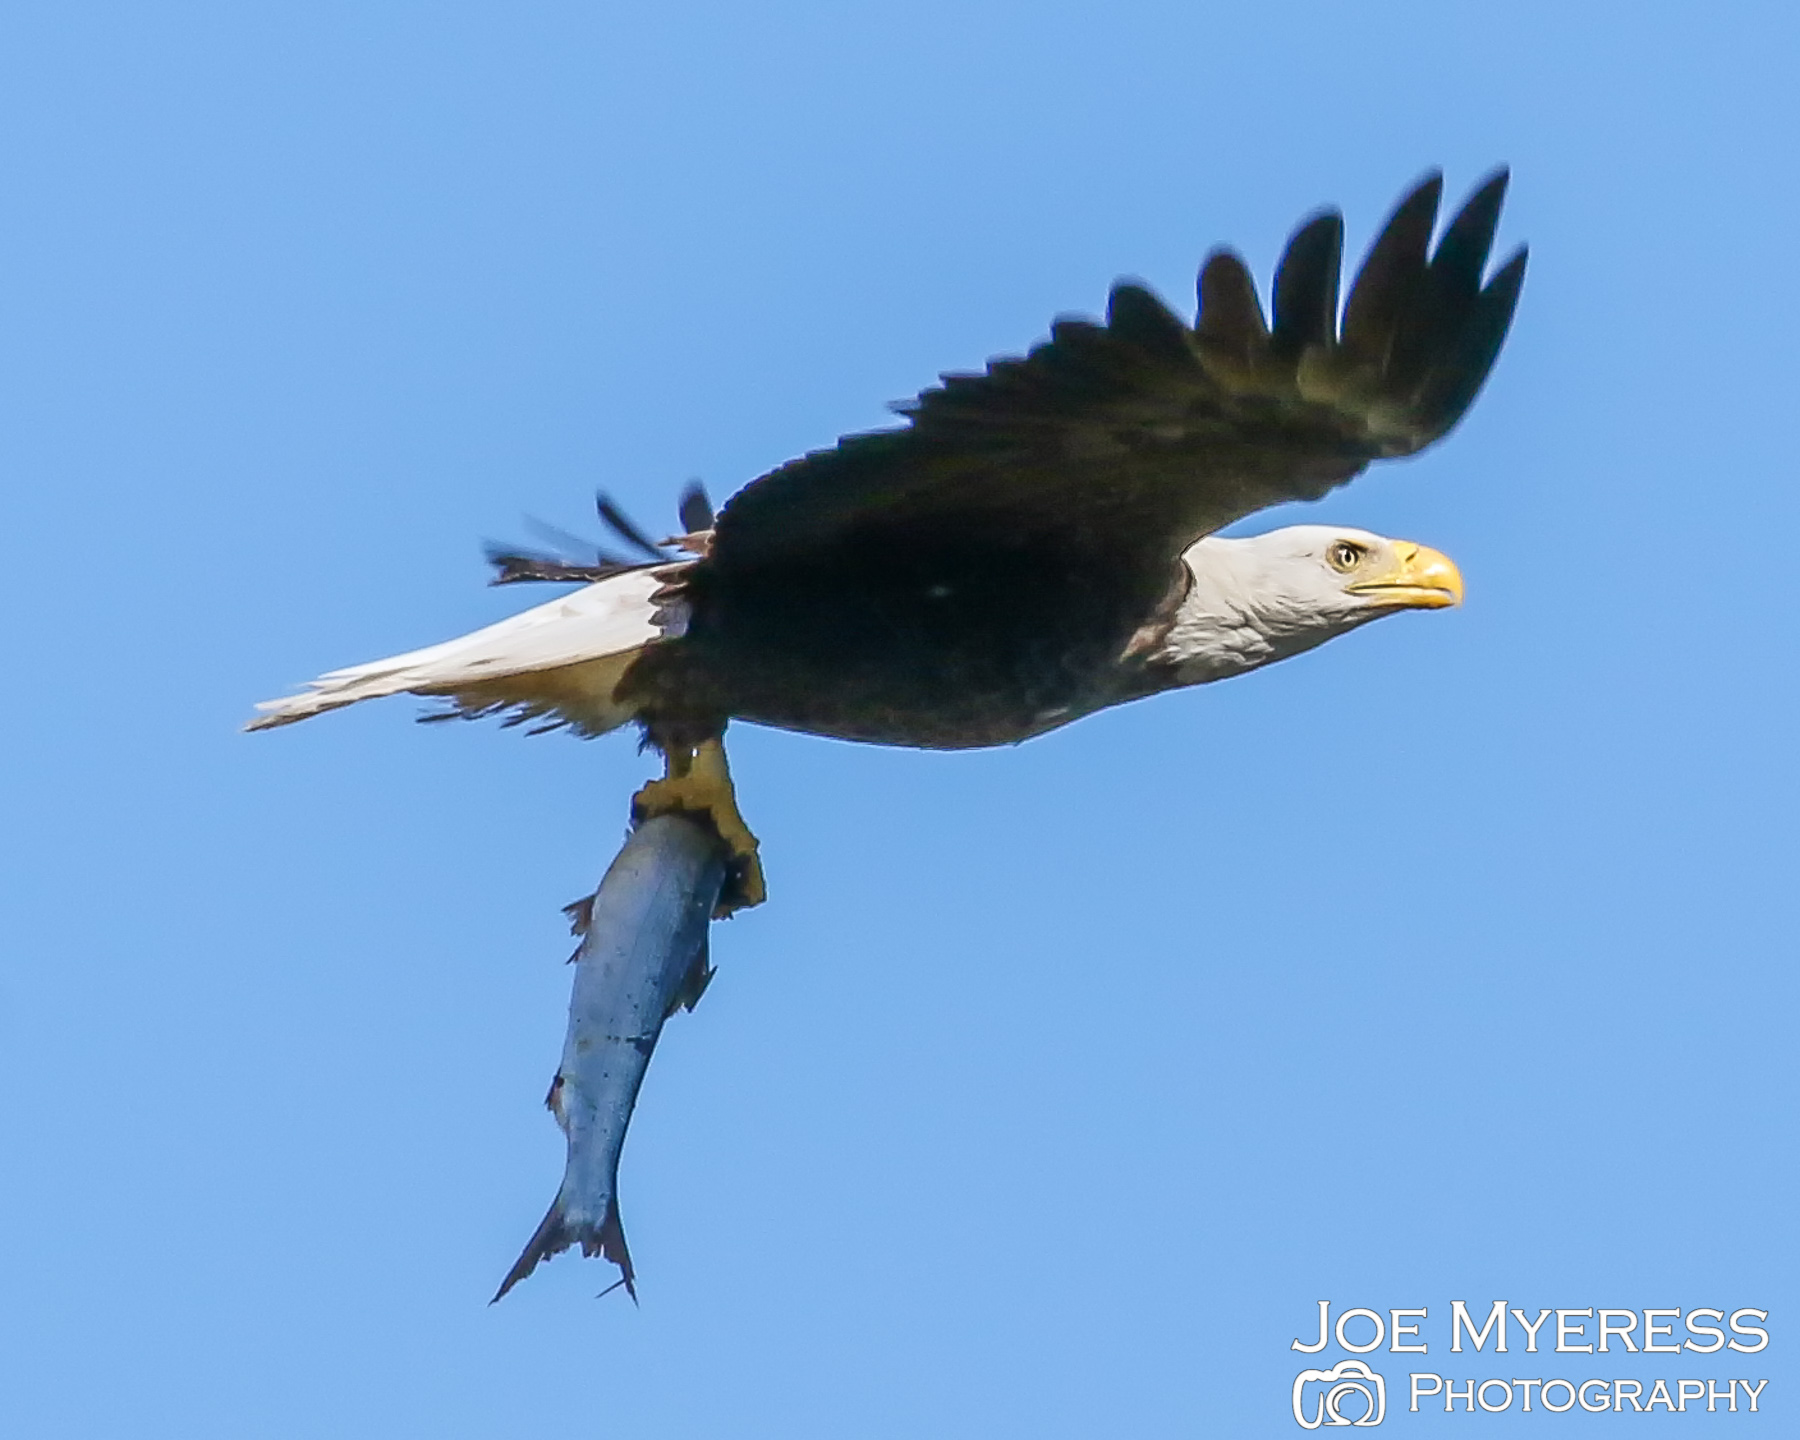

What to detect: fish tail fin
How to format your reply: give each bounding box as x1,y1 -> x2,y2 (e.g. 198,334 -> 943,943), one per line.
593,1198 -> 637,1301
490,1193 -> 636,1304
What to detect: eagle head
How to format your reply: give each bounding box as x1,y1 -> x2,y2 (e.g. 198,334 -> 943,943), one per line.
1155,525 -> 1464,686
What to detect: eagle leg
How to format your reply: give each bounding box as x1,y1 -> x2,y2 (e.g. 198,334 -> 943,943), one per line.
631,737 -> 765,915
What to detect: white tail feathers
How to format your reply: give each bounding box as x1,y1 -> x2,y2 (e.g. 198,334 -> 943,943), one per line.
247,566 -> 677,737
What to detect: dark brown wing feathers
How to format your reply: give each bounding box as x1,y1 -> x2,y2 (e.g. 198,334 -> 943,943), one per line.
593,494 -> 668,560
709,169 -> 1525,573
485,489 -> 711,586
1340,172 -> 1444,369
677,481 -> 715,534
1194,250 -> 1270,361
1270,211 -> 1343,359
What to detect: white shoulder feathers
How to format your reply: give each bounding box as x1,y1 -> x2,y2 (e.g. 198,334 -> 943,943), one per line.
247,566 -> 677,737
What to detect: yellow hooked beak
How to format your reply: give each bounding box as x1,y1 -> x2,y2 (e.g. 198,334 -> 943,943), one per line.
1346,541 -> 1464,610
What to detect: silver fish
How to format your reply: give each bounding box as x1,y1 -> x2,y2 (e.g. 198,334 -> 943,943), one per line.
493,813 -> 727,1302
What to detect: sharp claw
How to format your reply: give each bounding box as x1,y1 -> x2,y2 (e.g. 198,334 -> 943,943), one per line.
631,739 -> 765,915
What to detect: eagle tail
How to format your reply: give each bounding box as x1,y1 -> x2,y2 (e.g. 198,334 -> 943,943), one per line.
245,566 -> 675,735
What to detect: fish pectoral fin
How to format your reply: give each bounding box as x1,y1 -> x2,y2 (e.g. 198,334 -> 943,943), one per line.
664,935 -> 715,1018
632,738 -> 765,915
562,893 -> 596,936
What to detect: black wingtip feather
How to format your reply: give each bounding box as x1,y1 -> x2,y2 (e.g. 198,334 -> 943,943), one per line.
1413,244 -> 1527,433
1384,168 -> 1517,395
1271,209 -> 1344,357
1195,248 -> 1269,359
1340,170 -> 1444,362
595,494 -> 667,559
1430,168 -> 1510,292
1105,282 -> 1191,359
677,481 -> 714,534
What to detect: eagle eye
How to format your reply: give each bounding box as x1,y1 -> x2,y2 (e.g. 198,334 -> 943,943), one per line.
1327,540 -> 1365,573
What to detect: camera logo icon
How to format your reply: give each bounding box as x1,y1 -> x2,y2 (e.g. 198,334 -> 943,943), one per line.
1291,1359 -> 1386,1429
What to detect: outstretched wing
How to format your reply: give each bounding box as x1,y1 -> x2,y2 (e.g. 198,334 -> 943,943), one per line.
709,170 -> 1525,575
485,488 -> 709,586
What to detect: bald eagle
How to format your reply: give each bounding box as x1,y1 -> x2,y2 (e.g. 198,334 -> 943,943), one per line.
251,170 -> 1524,908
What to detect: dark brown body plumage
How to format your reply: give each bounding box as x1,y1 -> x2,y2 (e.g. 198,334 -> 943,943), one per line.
620,522 -> 1181,748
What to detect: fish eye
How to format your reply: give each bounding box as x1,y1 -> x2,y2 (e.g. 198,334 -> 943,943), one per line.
1327,540 -> 1365,572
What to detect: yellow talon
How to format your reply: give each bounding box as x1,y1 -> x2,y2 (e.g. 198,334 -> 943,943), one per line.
632,737 -> 765,915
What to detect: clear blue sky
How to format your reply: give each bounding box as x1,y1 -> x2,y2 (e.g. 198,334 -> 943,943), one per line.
2,2 -> 1794,1435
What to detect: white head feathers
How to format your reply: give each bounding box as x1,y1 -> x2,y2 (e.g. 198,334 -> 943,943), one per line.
1153,525 -> 1464,687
